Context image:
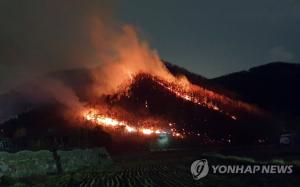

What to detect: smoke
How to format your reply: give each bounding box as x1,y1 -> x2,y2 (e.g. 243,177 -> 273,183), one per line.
89,19 -> 175,95
19,78 -> 85,111
0,0 -> 113,93
0,0 -> 114,112
0,0 -> 176,112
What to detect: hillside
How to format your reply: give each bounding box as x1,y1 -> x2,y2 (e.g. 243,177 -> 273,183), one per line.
213,62 -> 300,117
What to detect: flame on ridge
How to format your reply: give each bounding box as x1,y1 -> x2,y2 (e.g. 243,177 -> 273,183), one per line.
138,74 -> 239,120
84,110 -> 183,137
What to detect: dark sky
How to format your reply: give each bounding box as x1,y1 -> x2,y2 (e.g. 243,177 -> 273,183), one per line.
1,0 -> 299,93
118,0 -> 300,77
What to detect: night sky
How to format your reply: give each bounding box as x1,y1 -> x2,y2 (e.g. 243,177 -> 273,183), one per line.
0,0 -> 299,93
118,0 -> 300,77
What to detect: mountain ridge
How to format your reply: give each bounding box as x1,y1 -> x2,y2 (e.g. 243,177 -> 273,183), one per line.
213,62 -> 300,117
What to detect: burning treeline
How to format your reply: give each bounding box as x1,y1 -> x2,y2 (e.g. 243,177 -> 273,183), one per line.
68,15 -> 265,139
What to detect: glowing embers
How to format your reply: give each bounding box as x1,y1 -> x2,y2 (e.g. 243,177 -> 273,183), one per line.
85,112 -> 132,134
141,128 -> 153,135
84,111 -> 182,137
96,116 -> 122,126
154,77 -> 238,120
125,126 -> 137,133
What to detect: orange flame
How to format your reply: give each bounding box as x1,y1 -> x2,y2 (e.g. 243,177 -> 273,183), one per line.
84,110 -> 183,137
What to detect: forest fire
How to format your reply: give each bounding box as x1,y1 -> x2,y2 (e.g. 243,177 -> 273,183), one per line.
144,75 -> 239,120
80,72 -> 252,139
76,17 -> 267,141
84,111 -> 183,137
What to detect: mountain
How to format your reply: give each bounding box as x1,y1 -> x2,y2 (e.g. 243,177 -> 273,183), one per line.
164,61 -> 238,98
5,61 -> 300,149
213,62 -> 300,118
0,103 -> 112,150
1,72 -> 277,149
0,91 -> 38,124
107,73 -> 277,143
0,63 -> 232,122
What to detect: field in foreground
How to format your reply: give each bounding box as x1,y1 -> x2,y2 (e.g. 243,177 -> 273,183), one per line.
2,149 -> 300,187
